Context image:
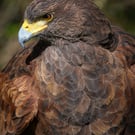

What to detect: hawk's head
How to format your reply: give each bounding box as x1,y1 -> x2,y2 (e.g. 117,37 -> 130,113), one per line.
18,0 -> 112,47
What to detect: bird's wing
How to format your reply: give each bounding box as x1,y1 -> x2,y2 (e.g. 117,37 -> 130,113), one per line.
0,74 -> 38,135
101,25 -> 135,135
124,65 -> 135,135
108,26 -> 135,135
0,43 -> 40,135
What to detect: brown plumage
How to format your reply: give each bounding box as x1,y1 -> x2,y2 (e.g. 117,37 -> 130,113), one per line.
0,0 -> 135,135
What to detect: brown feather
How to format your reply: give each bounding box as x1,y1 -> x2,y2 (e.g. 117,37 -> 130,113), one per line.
0,0 -> 135,135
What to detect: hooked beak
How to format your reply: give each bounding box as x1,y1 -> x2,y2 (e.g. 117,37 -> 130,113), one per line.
18,27 -> 33,47
18,19 -> 48,47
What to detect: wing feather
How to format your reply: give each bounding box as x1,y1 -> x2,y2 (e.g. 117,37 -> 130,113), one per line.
0,74 -> 38,134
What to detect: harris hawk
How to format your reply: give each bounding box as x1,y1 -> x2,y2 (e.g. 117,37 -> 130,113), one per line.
0,0 -> 135,135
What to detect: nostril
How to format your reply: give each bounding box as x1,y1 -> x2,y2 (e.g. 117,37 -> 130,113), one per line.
25,26 -> 29,29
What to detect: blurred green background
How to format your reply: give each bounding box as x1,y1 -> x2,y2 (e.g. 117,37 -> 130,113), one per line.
0,0 -> 135,69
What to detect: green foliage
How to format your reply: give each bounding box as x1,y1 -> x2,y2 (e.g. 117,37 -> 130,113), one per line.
103,0 -> 135,34
4,23 -> 19,38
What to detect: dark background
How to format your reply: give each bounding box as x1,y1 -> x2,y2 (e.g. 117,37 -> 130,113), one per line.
0,0 -> 135,69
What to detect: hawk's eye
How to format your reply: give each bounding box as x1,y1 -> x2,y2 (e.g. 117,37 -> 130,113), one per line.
42,13 -> 53,22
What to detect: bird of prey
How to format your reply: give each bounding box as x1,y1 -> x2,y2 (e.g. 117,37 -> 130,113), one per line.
0,0 -> 135,135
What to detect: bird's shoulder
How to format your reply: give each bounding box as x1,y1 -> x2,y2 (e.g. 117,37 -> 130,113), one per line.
0,44 -> 40,134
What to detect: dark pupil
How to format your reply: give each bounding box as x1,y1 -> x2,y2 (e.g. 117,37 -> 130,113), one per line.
43,14 -> 51,19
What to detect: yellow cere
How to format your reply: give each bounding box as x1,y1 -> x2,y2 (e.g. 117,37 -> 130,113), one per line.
22,19 -> 48,34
